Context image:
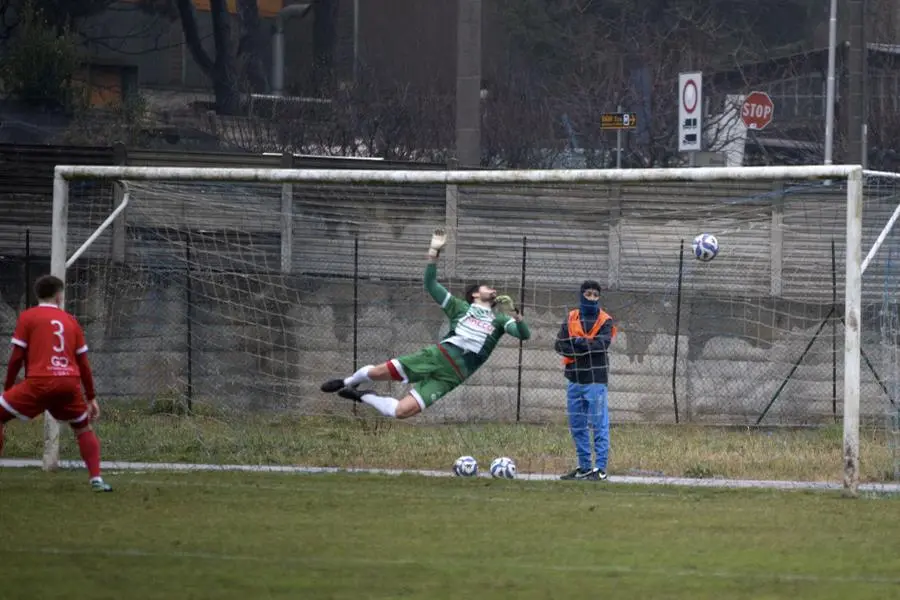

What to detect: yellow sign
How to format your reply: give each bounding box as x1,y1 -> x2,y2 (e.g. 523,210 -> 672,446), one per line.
600,112 -> 638,130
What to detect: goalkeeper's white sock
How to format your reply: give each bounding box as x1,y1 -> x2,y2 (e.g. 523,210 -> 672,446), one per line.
344,365 -> 374,387
360,393 -> 398,418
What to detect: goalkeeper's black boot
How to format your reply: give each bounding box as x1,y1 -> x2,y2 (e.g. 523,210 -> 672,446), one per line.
320,379 -> 346,393
338,387 -> 372,403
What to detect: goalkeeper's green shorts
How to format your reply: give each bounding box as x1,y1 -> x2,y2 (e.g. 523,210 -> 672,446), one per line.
391,344 -> 465,408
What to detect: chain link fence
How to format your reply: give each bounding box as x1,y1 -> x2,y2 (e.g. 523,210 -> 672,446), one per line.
7,176 -> 875,427
2,169 -> 898,428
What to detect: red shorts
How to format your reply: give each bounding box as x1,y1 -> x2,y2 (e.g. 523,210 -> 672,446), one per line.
0,377 -> 89,424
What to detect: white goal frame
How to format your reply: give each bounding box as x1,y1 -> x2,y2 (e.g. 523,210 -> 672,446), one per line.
46,164 -> 870,494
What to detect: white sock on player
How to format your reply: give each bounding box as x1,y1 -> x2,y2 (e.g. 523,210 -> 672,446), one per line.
360,393 -> 398,418
343,365 -> 374,387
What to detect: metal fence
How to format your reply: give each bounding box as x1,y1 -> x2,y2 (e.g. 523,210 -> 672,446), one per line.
2,145 -> 898,426
50,231 -> 892,427
57,183 -> 900,426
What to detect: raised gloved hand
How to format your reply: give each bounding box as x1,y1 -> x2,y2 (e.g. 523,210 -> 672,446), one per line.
428,227 -> 448,259
494,294 -> 516,314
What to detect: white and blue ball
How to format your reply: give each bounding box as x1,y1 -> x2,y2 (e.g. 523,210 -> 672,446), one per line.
692,233 -> 719,262
489,456 -> 517,479
453,455 -> 479,477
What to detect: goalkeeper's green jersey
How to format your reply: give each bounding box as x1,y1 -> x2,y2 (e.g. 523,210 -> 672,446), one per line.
424,263 -> 530,377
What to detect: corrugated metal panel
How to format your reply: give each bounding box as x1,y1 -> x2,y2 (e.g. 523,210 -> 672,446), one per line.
0,144 -> 114,257
118,153 -> 446,277
125,181 -> 281,233
123,181 -> 282,270
116,181 -> 444,279
0,144 -> 114,194
780,188 -> 845,302
293,182 -> 446,279
457,185 -> 612,288
619,182 -> 774,296
125,226 -> 281,273
124,149 -> 447,171
292,156 -> 446,171
125,149 -> 281,169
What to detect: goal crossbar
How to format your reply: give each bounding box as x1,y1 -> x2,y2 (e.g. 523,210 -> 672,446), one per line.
54,164 -> 862,184
47,164 -> 868,495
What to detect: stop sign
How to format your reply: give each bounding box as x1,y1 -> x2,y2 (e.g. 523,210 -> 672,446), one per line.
741,91 -> 774,130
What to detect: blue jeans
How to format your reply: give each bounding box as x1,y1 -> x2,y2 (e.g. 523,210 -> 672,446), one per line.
566,382 -> 609,471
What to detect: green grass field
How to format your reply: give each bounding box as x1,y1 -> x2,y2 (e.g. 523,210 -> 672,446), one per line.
2,404 -> 898,482
1,469 -> 899,600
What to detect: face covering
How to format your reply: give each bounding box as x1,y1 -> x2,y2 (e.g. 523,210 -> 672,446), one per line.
580,295 -> 600,320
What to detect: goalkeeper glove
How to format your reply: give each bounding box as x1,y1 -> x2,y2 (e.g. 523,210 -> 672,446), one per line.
428,227 -> 448,258
494,294 -> 516,314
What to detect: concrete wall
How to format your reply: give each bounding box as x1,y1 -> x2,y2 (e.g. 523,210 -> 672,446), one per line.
1,261 -> 891,426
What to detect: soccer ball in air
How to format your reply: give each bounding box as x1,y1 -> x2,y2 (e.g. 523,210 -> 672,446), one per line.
453,455 -> 479,477
692,233 -> 719,262
489,456 -> 517,479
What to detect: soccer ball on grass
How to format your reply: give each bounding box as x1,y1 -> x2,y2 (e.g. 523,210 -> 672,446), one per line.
453,455 -> 479,477
489,456 -> 517,479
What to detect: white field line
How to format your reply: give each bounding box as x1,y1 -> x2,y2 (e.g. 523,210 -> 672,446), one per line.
4,546 -> 900,585
2,458 -> 899,494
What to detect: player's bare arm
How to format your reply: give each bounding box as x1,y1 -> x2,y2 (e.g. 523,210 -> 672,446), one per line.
4,344 -> 25,391
75,347 -> 100,421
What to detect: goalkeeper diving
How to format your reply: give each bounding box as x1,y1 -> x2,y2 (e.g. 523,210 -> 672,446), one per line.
321,227 -> 531,419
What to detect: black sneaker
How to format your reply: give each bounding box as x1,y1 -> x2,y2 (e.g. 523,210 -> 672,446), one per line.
320,379 -> 346,393
560,467 -> 593,480
338,387 -> 372,403
585,468 -> 608,481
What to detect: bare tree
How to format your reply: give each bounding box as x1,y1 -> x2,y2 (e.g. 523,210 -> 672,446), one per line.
485,0 -> 828,167
138,0 -> 244,114
314,0 -> 339,93
237,0 -> 266,93
138,0 -> 268,107
173,0 -> 241,115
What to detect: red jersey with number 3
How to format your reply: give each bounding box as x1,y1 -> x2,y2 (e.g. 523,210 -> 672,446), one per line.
11,303 -> 88,378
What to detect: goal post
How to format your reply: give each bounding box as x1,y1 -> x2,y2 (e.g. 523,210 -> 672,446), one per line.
844,167 -> 863,493
46,163 -> 877,494
44,172 -> 69,471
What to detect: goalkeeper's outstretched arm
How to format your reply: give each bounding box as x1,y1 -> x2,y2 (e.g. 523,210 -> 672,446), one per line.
424,227 -> 451,305
424,262 -> 451,305
494,296 -> 531,340
503,317 -> 531,340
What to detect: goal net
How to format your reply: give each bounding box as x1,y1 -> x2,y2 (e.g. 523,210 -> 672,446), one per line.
25,165 -> 900,493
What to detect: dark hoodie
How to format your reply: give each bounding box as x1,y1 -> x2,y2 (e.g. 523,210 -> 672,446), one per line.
554,280 -> 615,384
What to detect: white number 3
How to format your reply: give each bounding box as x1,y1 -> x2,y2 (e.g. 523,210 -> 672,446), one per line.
51,319 -> 65,353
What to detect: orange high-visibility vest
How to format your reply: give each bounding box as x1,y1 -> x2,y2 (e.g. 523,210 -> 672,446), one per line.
562,309 -> 617,366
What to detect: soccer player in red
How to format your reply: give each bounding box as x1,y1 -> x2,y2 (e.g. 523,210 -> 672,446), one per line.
1,275 -> 112,492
